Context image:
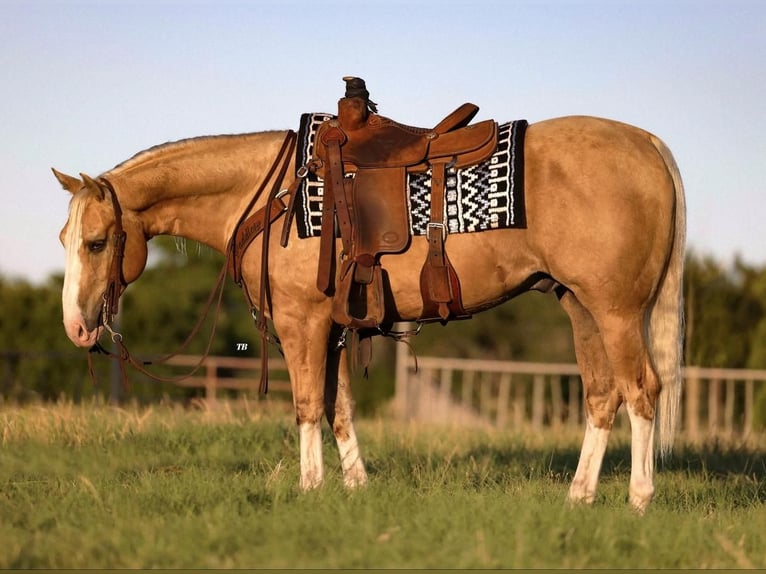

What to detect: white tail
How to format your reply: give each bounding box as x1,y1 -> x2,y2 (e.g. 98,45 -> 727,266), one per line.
647,134 -> 687,459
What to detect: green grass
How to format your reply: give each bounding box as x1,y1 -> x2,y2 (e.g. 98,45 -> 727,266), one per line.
1,401 -> 765,568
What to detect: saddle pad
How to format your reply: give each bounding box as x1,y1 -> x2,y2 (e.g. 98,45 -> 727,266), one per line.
293,113 -> 527,238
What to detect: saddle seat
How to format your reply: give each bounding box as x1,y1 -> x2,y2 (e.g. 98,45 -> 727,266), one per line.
311,77 -> 498,335
315,97 -> 497,171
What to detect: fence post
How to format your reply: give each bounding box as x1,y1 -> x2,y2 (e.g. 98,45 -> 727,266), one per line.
550,375 -> 562,430
532,374 -> 545,430
724,379 -> 735,438
513,376 -> 525,429
685,374 -> 700,444
461,370 -> 475,412
708,378 -> 721,438
568,377 -> 581,428
394,322 -> 414,420
496,373 -> 512,428
205,357 -> 218,408
480,372 -> 493,420
745,379 -> 755,436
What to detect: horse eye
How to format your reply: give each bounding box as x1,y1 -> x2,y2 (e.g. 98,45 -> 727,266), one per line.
88,240 -> 107,253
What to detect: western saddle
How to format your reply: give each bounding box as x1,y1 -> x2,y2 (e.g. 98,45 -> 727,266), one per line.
310,77 -> 498,335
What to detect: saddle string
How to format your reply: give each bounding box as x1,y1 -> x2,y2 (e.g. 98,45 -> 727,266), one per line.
340,323 -> 423,377
280,160 -> 321,248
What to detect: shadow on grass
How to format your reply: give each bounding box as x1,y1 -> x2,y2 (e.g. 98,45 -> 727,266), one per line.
541,440 -> 766,481
362,432 -> 766,506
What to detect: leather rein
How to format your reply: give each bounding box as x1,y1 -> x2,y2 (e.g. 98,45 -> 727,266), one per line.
89,130 -> 299,395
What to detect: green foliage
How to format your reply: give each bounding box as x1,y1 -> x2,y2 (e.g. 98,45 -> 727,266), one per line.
119,238 -> 253,357
411,290 -> 575,362
0,275 -> 89,402
1,404 -> 764,568
3,246 -> 766,413
684,252 -> 766,368
113,238 -> 259,402
358,290 -> 575,415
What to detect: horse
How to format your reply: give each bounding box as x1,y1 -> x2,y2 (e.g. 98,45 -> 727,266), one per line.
54,113 -> 685,512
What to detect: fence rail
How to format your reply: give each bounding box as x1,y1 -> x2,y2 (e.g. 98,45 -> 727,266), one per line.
158,352 -> 765,442
145,354 -> 766,441
161,355 -> 291,404
7,348 -> 762,440
393,351 -> 766,441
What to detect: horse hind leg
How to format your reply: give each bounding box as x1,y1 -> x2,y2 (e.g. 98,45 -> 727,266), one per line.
599,309 -> 661,513
561,289 -> 660,512
324,331 -> 368,488
559,290 -> 621,506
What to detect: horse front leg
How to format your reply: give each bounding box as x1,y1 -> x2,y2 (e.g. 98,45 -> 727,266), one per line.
276,313 -> 332,491
324,326 -> 368,488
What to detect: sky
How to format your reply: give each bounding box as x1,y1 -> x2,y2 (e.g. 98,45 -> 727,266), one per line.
1,0 -> 764,284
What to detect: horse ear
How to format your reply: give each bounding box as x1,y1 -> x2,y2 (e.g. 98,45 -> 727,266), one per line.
79,173 -> 106,200
51,168 -> 82,194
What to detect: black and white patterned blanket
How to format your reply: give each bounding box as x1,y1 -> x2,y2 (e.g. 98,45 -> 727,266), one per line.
293,113 -> 527,239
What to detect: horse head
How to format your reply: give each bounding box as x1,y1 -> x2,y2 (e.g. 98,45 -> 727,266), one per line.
53,169 -> 148,347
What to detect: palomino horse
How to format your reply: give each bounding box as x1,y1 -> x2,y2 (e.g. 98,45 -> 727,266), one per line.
54,114 -> 685,512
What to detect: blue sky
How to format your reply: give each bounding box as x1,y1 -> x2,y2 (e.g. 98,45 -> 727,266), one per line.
1,0 -> 764,283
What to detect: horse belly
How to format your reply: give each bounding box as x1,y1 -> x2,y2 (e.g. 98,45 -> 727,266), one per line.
382,230 -> 541,319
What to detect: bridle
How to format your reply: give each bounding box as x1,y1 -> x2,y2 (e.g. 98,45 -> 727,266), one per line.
87,130 -> 299,394
97,177 -> 127,339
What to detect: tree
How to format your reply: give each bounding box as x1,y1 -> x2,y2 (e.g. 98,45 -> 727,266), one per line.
4,245 -> 766,420
0,275 -> 90,402
684,252 -> 764,368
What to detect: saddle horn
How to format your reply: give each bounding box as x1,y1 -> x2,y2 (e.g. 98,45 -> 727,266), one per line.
342,76 -> 378,113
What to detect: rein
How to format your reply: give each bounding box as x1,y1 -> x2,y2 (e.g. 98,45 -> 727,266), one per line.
226,130 -> 299,394
88,131 -> 299,395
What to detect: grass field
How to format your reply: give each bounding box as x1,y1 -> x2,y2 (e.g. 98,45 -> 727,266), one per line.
1,400 -> 765,569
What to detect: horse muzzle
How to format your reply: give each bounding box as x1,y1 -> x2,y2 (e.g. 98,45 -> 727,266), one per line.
64,307 -> 104,347
63,311 -> 103,348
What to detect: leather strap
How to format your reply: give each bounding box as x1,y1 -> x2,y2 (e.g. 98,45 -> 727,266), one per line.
419,161 -> 471,322
317,124 -> 352,295
279,160 -> 321,248
246,132 -> 298,394
227,131 -> 297,285
99,177 -> 127,328
227,196 -> 287,284
424,162 -> 451,317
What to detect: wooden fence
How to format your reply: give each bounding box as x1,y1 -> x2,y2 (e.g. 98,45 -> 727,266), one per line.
162,354 -> 291,404
159,349 -> 766,441
393,350 -> 766,442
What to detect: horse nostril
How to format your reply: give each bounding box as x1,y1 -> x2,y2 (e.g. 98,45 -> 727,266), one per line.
72,321 -> 94,344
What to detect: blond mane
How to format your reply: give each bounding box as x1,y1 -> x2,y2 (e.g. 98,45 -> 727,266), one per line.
105,131 -> 285,177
